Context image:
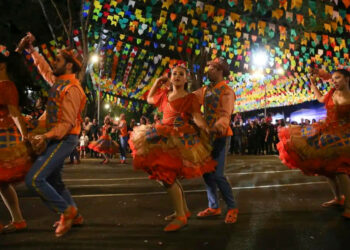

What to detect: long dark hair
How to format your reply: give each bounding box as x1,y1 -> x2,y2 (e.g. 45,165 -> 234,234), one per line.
0,48 -> 33,107
334,69 -> 350,87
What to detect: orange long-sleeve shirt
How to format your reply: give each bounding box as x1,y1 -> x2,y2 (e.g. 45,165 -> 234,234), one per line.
32,51 -> 84,140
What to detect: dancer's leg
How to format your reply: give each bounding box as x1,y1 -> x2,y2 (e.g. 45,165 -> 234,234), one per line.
322,176 -> 344,207
0,184 -> 24,222
336,173 -> 350,214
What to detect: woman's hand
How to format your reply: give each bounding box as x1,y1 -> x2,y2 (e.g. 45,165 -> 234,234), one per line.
154,76 -> 169,88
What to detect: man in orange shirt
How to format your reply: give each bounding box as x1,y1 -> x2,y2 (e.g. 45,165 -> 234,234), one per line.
17,33 -> 86,237
118,113 -> 128,164
193,58 -> 238,224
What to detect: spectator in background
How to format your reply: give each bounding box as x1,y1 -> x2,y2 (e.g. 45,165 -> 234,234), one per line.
231,120 -> 243,155
79,130 -> 89,158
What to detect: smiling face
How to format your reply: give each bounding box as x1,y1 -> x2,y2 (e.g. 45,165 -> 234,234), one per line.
170,66 -> 187,89
332,71 -> 350,91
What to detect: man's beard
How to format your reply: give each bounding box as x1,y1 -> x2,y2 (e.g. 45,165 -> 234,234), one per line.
53,66 -> 66,76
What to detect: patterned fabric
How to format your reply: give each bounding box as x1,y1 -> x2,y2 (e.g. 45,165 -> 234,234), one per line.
277,88 -> 350,177
129,89 -> 216,185
0,81 -> 32,184
88,125 -> 119,154
0,126 -> 21,149
204,85 -> 227,128
46,75 -> 86,135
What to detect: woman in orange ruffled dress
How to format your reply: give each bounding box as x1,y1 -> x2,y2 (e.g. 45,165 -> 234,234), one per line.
0,45 -> 33,233
277,68 -> 350,218
88,116 -> 119,164
129,63 -> 216,232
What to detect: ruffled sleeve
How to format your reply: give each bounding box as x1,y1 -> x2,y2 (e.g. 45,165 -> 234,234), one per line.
324,88 -> 336,108
152,88 -> 168,111
0,81 -> 19,106
189,93 -> 201,114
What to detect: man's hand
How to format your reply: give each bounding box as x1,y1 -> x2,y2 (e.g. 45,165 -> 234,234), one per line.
16,32 -> 36,53
29,134 -> 48,155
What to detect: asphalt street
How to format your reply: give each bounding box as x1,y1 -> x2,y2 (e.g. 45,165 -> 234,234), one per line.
1,155 -> 349,250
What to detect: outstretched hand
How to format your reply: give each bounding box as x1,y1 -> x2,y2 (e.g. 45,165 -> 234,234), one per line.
154,76 -> 170,88
16,32 -> 36,53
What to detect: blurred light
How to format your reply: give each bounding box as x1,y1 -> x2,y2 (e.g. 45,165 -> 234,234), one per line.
114,117 -> 119,121
90,54 -> 99,64
104,103 -> 110,110
252,51 -> 268,67
277,68 -> 285,75
252,70 -> 264,80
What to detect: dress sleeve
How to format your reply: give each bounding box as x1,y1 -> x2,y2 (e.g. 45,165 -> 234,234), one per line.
323,88 -> 336,106
190,93 -> 201,113
0,81 -> 19,106
152,89 -> 168,111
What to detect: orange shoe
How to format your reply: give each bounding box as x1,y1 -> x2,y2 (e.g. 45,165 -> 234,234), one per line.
321,196 -> 345,207
225,209 -> 239,224
55,206 -> 78,237
163,216 -> 187,232
196,208 -> 221,218
53,214 -> 84,228
0,220 -> 27,233
165,211 -> 191,221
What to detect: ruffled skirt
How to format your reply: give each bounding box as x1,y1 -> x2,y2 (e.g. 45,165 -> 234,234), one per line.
88,135 -> 119,154
129,124 -> 216,184
0,126 -> 33,184
277,122 -> 350,177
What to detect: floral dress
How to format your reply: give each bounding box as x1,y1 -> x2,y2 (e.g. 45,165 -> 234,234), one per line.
129,89 -> 216,184
278,88 -> 350,177
0,81 -> 32,183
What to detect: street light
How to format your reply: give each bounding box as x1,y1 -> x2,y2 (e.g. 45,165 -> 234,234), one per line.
88,53 -> 102,126
252,50 -> 269,117
252,51 -> 268,68
90,54 -> 99,64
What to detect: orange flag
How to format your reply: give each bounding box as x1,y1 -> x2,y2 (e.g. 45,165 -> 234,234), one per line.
343,0 -> 350,8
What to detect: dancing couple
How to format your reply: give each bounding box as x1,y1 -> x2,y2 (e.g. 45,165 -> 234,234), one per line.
130,58 -> 239,231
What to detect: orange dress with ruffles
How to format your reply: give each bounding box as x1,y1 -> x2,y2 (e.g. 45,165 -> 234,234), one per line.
0,80 -> 32,184
88,125 -> 119,154
129,89 -> 216,185
277,88 -> 350,177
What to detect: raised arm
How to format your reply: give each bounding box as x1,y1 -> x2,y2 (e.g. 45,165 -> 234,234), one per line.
147,76 -> 169,104
309,71 -> 326,103
17,33 -> 56,86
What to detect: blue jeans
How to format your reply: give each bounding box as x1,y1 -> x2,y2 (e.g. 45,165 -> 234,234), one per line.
119,136 -> 128,160
25,135 -> 78,214
203,137 -> 236,209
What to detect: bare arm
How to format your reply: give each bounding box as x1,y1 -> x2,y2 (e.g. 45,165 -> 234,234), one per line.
8,105 -> 28,140
147,76 -> 169,104
310,75 -> 326,103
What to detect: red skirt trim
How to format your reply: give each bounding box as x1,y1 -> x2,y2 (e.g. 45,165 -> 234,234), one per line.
277,127 -> 350,177
129,138 -> 216,184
